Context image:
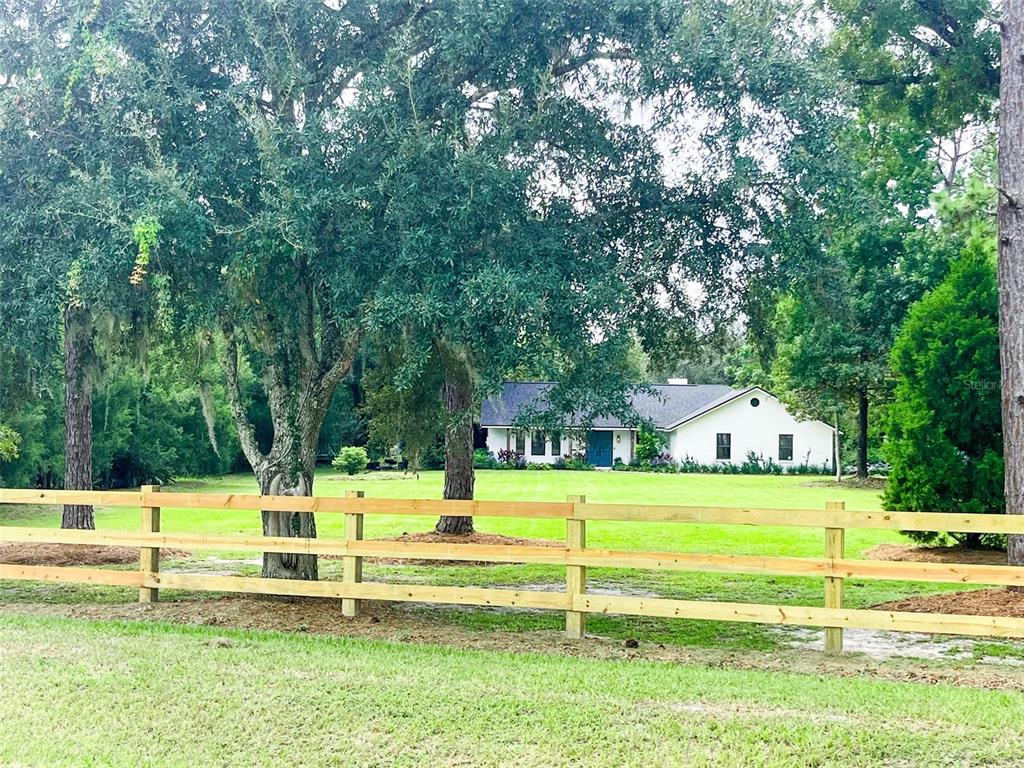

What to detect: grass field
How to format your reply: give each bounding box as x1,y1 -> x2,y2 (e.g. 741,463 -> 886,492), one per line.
0,614 -> 1021,768
1,470 -> 1006,653
2,471 -> 1023,766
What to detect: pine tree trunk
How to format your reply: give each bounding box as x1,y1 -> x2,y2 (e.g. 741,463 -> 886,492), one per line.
62,305 -> 94,530
998,2 -> 1024,569
833,410 -> 842,482
435,355 -> 474,535
856,389 -> 869,479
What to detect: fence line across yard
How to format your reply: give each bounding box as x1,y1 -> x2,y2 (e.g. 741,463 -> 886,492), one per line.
0,486 -> 1022,652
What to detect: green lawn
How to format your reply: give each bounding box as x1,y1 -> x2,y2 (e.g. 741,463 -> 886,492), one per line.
0,471 -> 1011,653
0,614 -> 1021,768
4,469 -> 889,555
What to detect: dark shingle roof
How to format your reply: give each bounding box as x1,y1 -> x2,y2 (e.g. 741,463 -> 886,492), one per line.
480,382 -> 738,430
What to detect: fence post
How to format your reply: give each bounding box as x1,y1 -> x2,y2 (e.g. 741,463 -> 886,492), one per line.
565,494 -> 587,639
139,484 -> 161,604
342,490 -> 365,618
824,500 -> 845,654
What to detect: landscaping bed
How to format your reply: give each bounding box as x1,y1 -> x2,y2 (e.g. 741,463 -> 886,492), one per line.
0,543 -> 190,567
873,588 -> 1024,618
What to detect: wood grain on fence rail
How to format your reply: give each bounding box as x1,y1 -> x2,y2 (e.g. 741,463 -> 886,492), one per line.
1,487 -> 1023,646
4,489 -> 1024,532
0,528 -> 1021,585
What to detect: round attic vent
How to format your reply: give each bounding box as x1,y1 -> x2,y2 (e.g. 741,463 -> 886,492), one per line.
750,397 -> 760,407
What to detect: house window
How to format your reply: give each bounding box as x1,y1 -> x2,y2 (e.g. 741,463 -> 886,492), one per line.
779,434 -> 793,462
716,433 -> 731,460
531,431 -> 546,456
549,431 -> 561,456
515,431 -> 526,455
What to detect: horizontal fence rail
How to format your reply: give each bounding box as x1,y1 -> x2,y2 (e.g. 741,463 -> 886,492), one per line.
0,487 -> 1022,650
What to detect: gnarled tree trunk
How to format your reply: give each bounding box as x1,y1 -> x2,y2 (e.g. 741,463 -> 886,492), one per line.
257,463 -> 317,580
62,304 -> 94,530
220,318 -> 358,580
999,1 -> 1024,569
435,352 -> 474,535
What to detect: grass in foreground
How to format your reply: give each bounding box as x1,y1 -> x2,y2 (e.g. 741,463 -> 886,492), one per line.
0,614 -> 1021,768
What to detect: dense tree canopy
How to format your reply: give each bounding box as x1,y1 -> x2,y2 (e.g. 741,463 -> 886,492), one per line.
883,243 -> 1002,545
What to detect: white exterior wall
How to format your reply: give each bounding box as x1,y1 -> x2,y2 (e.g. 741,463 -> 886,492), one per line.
485,427 -> 508,457
483,427 -> 567,463
483,427 -> 634,465
666,389 -> 833,468
611,429 -> 633,464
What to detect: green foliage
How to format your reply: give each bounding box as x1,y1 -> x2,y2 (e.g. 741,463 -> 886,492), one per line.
614,452 -> 830,476
634,428 -> 667,465
332,447 -> 369,477
825,0 -> 999,135
557,455 -> 594,472
883,243 -> 1004,547
0,424 -> 20,463
473,450 -> 499,470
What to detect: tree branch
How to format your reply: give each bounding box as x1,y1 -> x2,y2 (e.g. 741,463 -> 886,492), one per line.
219,322 -> 265,470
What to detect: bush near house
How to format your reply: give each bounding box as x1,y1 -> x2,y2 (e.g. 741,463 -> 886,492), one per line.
496,449 -> 525,468
554,453 -> 595,471
473,449 -> 499,469
634,427 -> 667,465
332,446 -> 369,476
614,451 -> 831,476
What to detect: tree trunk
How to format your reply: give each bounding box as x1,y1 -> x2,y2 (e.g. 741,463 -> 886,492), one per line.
833,409 -> 841,482
856,389 -> 869,479
258,464 -> 318,580
220,326 -> 356,581
435,354 -> 474,535
62,305 -> 94,530
998,2 -> 1024,569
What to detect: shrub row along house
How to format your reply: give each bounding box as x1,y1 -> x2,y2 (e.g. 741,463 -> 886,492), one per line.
481,381 -> 836,469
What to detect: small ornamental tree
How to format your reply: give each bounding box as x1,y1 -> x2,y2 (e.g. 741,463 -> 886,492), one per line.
883,244 -> 1004,547
332,447 -> 368,477
635,427 -> 667,465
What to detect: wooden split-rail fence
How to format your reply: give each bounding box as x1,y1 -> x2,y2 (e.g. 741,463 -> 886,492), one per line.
0,486 -> 1022,653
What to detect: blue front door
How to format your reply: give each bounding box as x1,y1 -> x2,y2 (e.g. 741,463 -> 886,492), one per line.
586,430 -> 613,467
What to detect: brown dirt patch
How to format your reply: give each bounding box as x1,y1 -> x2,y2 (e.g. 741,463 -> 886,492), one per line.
0,543 -> 190,567
354,531 -> 562,566
866,543 -> 1008,566
873,588 -> 1024,618
4,595 -> 1023,691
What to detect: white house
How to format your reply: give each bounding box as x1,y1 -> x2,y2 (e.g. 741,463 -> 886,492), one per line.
481,381 -> 836,469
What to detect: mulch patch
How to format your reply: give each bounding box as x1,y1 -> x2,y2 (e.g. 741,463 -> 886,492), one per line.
352,531 -> 563,566
0,543 -> 190,567
873,588 -> 1024,619
865,543 -> 1009,566
866,544 -> 1023,618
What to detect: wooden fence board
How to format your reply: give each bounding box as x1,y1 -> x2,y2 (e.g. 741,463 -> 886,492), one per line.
4,489 -> 1023,533
3,487 -> 1023,648
147,572 -> 569,610
577,594 -> 1024,638
575,504 -> 1024,533
0,564 -> 144,587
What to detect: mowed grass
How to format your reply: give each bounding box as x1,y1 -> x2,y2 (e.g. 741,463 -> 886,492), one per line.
0,471 -> 1009,653
3,469 -> 889,555
0,614 -> 1021,768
